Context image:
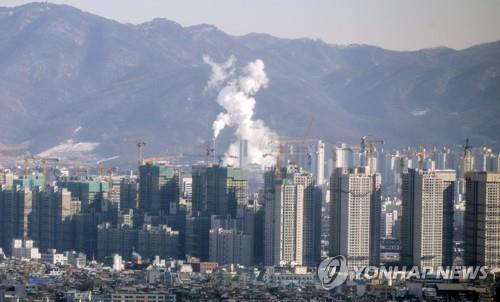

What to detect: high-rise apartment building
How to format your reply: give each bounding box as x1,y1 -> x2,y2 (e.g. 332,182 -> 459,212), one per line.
60,177 -> 109,212
293,173 -> 322,267
96,223 -> 137,261
266,178 -> 304,266
13,174 -> 44,190
464,172 -> 500,269
0,187 -> 35,253
181,177 -> 192,201
73,211 -> 107,257
188,165 -> 248,262
334,144 -> 355,169
209,214 -> 253,266
97,223 -> 179,261
329,167 -> 381,270
1,186 -> 77,255
263,167 -> 281,266
120,176 -> 138,210
137,224 -> 179,260
314,140 -> 325,185
108,176 -> 122,204
253,202 -> 265,265
37,187 -> 74,252
264,165 -> 322,267
191,165 -> 248,217
400,169 -> 456,268
381,211 -> 396,238
139,163 -> 179,214
185,214 -> 211,261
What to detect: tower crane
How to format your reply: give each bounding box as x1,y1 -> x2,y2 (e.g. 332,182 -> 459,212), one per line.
19,155 -> 58,184
264,138 -> 321,177
192,141 -> 215,166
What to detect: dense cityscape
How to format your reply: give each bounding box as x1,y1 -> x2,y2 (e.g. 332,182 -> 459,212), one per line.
0,137 -> 500,301
1,1 -> 499,301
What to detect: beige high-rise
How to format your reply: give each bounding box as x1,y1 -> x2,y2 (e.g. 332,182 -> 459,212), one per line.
329,167 -> 381,270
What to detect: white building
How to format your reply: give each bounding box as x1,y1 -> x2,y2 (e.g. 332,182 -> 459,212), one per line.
113,254 -> 124,271
314,140 -> 325,185
11,239 -> 41,260
182,177 -> 192,201
265,176 -> 304,266
334,144 -> 354,169
381,198 -> 400,238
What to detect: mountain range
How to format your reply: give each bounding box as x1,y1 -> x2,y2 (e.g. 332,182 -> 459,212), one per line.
0,2 -> 499,164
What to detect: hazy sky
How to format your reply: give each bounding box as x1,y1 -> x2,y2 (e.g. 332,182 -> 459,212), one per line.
3,0 -> 500,50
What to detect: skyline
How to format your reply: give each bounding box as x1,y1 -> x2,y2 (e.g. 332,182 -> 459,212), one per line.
0,1 -> 499,301
2,0 -> 500,51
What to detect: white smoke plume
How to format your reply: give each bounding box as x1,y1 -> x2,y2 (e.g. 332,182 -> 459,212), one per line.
205,56 -> 277,167
203,55 -> 235,91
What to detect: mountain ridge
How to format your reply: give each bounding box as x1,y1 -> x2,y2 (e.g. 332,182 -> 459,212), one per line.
0,2 -> 499,164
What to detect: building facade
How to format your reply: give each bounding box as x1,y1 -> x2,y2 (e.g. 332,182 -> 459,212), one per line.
191,165 -> 248,218
329,167 -> 381,270
464,172 -> 500,269
139,164 -> 179,214
400,169 -> 456,268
